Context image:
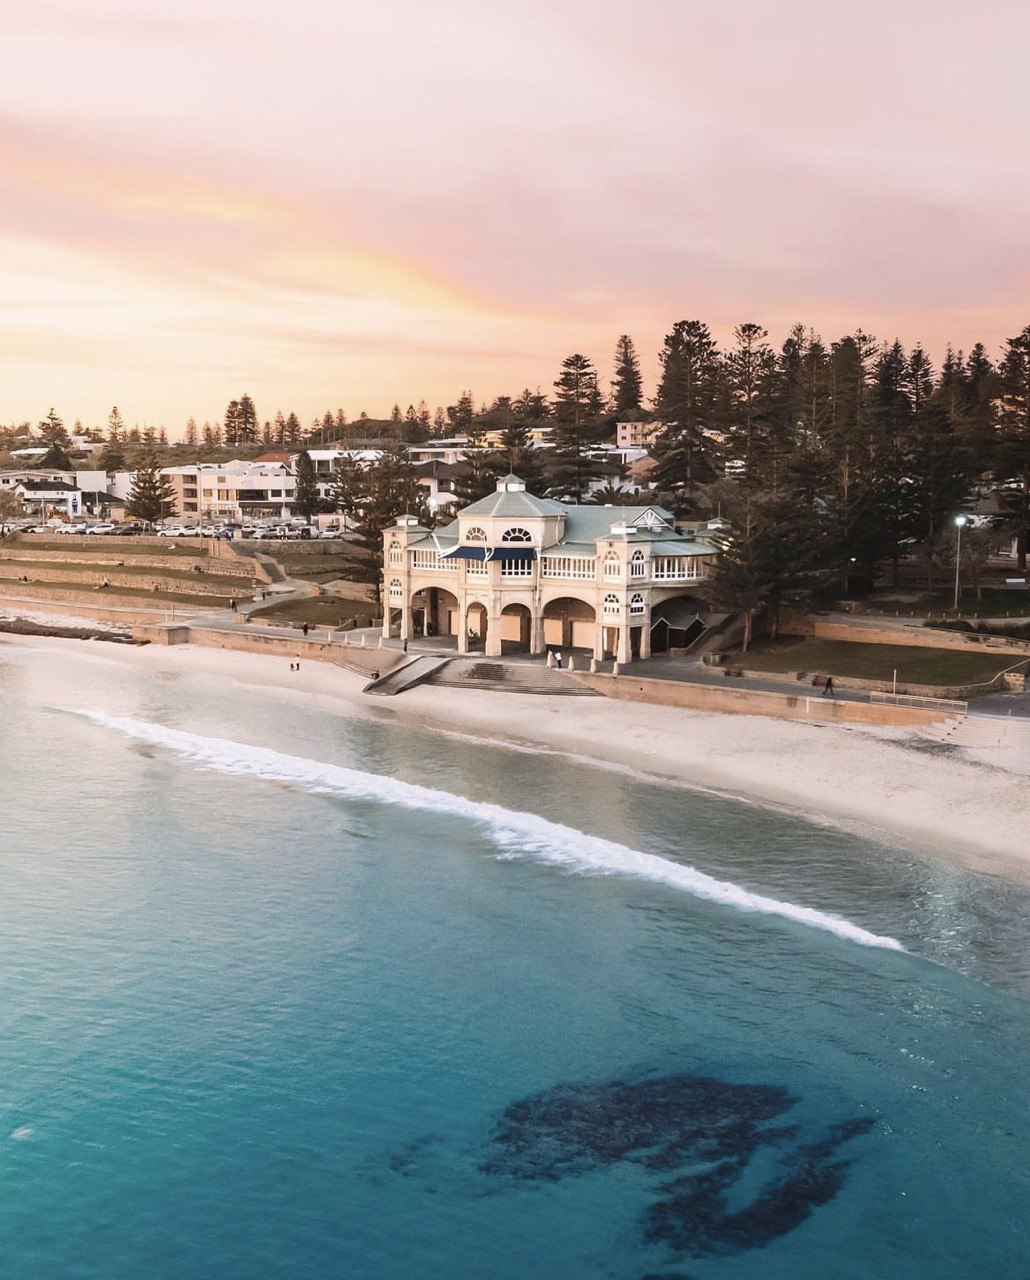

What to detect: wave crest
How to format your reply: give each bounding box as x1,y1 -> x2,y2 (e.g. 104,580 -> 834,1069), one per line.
78,711 -> 905,953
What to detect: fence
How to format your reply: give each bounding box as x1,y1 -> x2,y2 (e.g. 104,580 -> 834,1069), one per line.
869,691 -> 968,715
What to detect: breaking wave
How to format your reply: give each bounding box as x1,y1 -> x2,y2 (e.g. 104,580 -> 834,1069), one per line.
78,712 -> 904,952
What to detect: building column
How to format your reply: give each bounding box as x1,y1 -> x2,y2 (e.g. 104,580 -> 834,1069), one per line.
530,610 -> 546,655
616,623 -> 631,664
485,602 -> 503,657
400,605 -> 412,642
639,615 -> 652,660
593,624 -> 605,661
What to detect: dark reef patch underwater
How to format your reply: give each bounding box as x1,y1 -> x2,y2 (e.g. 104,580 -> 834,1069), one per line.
482,1073 -> 875,1264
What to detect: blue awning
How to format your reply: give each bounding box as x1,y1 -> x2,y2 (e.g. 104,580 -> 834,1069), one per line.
487,547 -> 536,562
441,545 -> 487,560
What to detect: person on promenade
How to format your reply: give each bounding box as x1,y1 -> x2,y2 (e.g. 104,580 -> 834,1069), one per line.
230,597 -> 237,612
402,639 -> 408,654
554,650 -> 563,669
302,622 -> 310,637
822,675 -> 835,697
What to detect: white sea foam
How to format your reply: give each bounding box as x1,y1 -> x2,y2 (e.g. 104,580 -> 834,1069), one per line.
78,711 -> 905,952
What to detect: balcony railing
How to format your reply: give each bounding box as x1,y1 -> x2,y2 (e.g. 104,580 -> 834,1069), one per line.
540,556 -> 596,581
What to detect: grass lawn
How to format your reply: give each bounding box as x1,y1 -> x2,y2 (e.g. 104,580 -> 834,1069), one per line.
740,637 -> 1015,685
249,596 -> 373,627
865,585 -> 1030,618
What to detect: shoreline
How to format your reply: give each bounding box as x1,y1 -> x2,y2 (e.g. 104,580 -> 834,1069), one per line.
3,627 -> 1028,883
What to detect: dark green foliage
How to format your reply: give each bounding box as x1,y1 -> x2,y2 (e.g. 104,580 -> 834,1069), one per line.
293,450 -> 321,523
548,353 -> 605,500
995,325 -> 1030,568
39,441 -> 74,470
612,334 -> 643,413
651,321 -> 723,500
126,447 -> 177,525
38,408 -> 69,447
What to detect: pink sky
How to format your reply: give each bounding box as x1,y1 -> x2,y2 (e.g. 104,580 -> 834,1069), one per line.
3,0 -> 1029,431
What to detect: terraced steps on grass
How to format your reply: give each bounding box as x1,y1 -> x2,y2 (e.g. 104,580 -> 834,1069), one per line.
0,547 -> 257,577
0,581 -> 232,609
0,563 -> 250,597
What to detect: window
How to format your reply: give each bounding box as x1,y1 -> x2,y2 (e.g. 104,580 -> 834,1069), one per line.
465,525 -> 488,542
388,542 -> 403,565
499,558 -> 533,577
629,593 -> 645,616
603,593 -> 620,615
629,549 -> 647,579
500,527 -> 532,543
466,559 -> 487,577
603,550 -> 621,580
389,579 -> 403,600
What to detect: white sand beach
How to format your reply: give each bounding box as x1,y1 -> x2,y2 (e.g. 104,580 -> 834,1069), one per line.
3,629 -> 1029,881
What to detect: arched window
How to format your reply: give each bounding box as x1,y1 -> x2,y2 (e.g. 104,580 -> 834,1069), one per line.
465,525 -> 488,542
603,550 -> 621,580
389,578 -> 403,600
388,542 -> 403,565
603,593 -> 620,615
501,527 -> 532,543
629,593 -> 645,616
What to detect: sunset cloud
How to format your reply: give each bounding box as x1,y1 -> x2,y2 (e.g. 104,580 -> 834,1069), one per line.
2,0 -> 1029,429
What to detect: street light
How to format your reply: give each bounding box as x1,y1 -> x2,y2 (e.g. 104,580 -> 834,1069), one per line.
953,514 -> 968,611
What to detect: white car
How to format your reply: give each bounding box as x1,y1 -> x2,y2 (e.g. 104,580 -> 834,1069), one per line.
86,523 -> 116,535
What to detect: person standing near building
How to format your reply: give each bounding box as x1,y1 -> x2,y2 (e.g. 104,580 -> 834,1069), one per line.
554,650 -> 563,669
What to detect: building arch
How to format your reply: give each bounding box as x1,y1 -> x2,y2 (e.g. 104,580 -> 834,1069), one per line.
466,600 -> 489,649
500,602 -> 532,652
410,584 -> 459,640
542,595 -> 596,652
465,525 -> 488,542
500,526 -> 533,543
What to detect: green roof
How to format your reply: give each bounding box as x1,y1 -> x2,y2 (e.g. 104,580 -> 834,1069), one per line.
458,489 -> 565,519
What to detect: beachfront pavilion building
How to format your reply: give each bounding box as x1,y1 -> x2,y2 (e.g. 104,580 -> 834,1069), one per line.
382,474 -> 720,663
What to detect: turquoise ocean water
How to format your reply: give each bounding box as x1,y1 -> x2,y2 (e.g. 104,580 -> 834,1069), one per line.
1,642 -> 1029,1278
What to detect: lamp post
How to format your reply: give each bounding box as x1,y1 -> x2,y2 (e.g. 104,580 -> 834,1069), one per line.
953,514 -> 968,612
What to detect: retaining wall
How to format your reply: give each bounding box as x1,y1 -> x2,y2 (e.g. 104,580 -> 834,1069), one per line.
571,671 -> 957,728
132,622 -> 403,676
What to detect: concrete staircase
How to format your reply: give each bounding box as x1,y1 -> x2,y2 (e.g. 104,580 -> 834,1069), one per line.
423,658 -> 599,696
918,714 -> 1030,750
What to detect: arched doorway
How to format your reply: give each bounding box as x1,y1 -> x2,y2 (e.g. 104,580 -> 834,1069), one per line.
466,601 -> 488,651
542,597 -> 596,654
500,603 -> 532,653
411,586 -> 459,642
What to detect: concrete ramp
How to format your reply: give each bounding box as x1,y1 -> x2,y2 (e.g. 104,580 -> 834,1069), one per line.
363,655 -> 453,695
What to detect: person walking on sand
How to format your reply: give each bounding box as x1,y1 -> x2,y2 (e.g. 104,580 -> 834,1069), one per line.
822,675 -> 835,697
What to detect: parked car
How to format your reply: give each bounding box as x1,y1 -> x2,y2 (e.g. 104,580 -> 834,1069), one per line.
86,523 -> 116,535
